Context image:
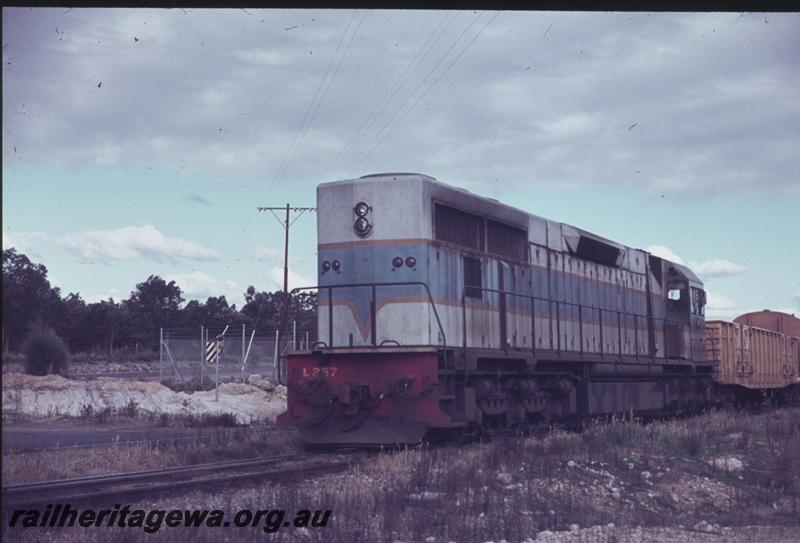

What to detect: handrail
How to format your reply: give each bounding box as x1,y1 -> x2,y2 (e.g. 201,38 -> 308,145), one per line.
286,281 -> 447,350
277,277 -> 699,385
460,284 -> 695,357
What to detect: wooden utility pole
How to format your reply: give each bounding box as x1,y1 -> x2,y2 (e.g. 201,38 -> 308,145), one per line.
257,204 -> 316,380
257,204 -> 316,298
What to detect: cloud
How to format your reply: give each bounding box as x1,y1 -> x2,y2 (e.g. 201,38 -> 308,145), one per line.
84,288 -> 123,303
165,271 -> 240,302
645,245 -> 684,265
706,291 -> 737,311
267,267 -> 313,292
185,193 -> 212,206
251,245 -> 280,261
59,225 -> 219,263
2,230 -> 48,258
645,245 -> 745,278
537,112 -> 605,140
703,295 -> 799,321
3,10 -> 798,194
686,259 -> 746,278
704,291 -> 741,320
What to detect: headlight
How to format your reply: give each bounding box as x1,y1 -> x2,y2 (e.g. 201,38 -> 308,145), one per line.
321,260 -> 331,272
392,256 -> 404,268
354,201 -> 370,217
332,260 -> 341,272
405,256 -> 416,268
354,217 -> 372,237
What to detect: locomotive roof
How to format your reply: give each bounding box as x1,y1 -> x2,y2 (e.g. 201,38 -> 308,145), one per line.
321,173 -> 699,282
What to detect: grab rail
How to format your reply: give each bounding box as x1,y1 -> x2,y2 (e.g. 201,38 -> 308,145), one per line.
277,282 -> 447,384
285,281 -> 447,350
460,285 -> 695,359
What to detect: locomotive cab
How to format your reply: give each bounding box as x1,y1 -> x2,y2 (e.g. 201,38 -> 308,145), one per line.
664,265 -> 706,360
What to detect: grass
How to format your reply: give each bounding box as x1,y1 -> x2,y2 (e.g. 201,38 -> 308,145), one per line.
1,428 -> 304,486
2,407 -> 799,542
277,408 -> 798,542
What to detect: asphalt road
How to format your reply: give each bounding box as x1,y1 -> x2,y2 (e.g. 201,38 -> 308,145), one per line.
2,424 -> 288,453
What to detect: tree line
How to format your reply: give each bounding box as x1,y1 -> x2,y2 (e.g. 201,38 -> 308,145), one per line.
2,248 -> 316,354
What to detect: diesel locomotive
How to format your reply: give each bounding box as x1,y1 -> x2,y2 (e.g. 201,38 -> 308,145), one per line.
276,173 -> 796,445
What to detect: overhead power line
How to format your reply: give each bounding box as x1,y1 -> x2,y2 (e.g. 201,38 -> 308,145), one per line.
341,11 -> 486,176
269,10 -> 361,195
326,11 -> 458,179
351,11 -> 501,174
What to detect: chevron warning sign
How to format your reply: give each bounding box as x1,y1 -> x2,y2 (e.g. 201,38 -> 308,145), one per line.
206,339 -> 224,363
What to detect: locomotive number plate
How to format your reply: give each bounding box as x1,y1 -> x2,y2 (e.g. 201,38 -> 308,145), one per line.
302,366 -> 338,378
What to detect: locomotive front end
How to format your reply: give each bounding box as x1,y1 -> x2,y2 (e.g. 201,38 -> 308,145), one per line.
277,348 -> 451,445
277,173 -> 454,445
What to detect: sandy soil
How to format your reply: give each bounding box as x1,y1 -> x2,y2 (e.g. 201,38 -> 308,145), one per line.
2,372 -> 286,424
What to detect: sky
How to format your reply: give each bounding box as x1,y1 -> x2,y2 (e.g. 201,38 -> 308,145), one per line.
3,8 -> 799,320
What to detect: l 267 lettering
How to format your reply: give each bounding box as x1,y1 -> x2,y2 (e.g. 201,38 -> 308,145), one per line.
302,367 -> 338,378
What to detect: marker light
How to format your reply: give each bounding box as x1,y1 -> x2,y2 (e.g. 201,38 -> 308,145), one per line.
354,201 -> 370,217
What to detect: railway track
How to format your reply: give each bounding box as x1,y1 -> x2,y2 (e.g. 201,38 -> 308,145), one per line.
3,425 -> 296,454
2,449 -> 358,511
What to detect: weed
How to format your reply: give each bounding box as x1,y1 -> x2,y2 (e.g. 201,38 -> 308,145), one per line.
119,398 -> 139,418
79,403 -> 94,418
679,427 -> 705,457
94,406 -> 112,424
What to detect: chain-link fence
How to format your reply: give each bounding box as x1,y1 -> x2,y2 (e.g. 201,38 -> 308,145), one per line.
159,323 -> 317,383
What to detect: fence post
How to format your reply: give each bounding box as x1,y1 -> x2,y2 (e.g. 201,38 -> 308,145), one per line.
273,329 -> 280,383
200,325 -> 205,387
241,323 -> 246,382
159,327 -> 163,380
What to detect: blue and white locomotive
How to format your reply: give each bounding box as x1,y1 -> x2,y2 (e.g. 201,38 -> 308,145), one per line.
278,173 -> 711,445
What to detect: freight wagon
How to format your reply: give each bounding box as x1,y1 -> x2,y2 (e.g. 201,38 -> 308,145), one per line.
706,311 -> 800,403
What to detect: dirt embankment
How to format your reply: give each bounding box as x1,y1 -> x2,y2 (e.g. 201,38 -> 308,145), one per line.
2,373 -> 286,424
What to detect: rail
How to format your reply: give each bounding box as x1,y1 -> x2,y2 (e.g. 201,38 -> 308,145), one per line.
2,450 -> 356,510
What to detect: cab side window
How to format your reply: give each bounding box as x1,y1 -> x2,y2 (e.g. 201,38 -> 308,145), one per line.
690,287 -> 705,316
667,281 -> 688,311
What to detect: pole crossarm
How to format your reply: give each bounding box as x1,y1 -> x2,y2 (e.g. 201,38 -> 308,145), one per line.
258,206 -> 316,229
257,206 -> 317,213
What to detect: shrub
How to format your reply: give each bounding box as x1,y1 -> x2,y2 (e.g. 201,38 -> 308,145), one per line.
679,427 -> 706,458
184,413 -> 239,428
95,407 -> 112,424
22,328 -> 69,376
120,398 -> 140,418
